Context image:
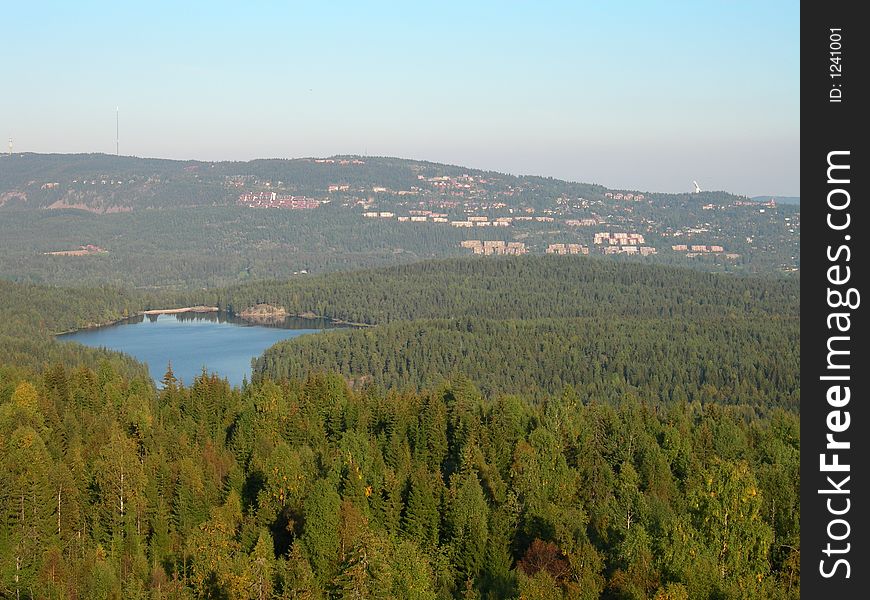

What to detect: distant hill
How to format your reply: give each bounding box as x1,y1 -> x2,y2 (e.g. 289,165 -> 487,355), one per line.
0,153 -> 800,281
1,152 -> 747,212
752,195 -> 799,205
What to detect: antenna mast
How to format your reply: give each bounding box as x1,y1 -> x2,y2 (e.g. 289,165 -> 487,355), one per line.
116,107 -> 119,156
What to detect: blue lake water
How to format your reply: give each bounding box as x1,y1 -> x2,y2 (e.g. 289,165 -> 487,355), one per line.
59,313 -> 336,386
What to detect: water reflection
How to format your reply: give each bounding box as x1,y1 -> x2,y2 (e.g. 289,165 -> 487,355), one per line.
60,312 -> 342,386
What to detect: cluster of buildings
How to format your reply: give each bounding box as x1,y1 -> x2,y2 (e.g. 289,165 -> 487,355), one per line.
565,218 -> 600,227
671,244 -> 740,260
593,232 -> 646,246
672,244 -> 739,259
460,240 -> 527,255
450,216 -> 512,228
71,179 -> 128,186
592,232 -> 656,256
546,243 -> 589,255
604,192 -> 646,201
238,192 -> 321,209
419,174 -> 481,190
399,215 -> 445,222
513,216 -> 555,223
672,244 -> 725,253
602,246 -> 658,256
44,244 -> 107,257
407,173 -> 530,202
313,158 -> 365,165
414,174 -> 481,198
734,199 -> 777,207
396,209 -> 449,223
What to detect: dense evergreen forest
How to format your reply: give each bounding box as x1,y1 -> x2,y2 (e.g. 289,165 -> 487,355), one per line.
0,251 -> 800,597
255,316 -> 799,411
199,256 -> 799,324
1,365 -> 799,599
0,279 -> 149,377
194,257 -> 800,411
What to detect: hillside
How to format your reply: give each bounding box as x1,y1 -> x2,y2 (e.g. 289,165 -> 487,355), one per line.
0,153 -> 799,284
256,316 -> 799,409
0,279 -> 151,378
201,255 -> 799,324
159,255 -> 802,410
1,153 -> 609,211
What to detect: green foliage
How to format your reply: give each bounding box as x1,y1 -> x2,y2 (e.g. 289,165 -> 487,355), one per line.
0,366 -> 800,598
301,479 -> 342,585
246,257 -> 798,409
447,471 -> 489,581
222,255 -> 798,326
0,253 -> 800,598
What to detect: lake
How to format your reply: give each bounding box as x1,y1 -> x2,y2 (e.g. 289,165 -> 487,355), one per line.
59,312 -> 338,386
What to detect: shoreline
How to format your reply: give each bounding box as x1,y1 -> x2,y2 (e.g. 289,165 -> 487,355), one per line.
142,305 -> 219,315
55,305 -> 219,335
54,306 -> 369,336
285,310 -> 369,328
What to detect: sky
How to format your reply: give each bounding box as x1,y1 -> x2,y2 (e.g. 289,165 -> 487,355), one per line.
1,1 -> 799,196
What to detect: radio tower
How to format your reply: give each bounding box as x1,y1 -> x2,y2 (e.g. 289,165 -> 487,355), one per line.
116,107 -> 119,156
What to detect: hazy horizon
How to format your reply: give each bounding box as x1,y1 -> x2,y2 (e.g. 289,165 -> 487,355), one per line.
2,1 -> 799,197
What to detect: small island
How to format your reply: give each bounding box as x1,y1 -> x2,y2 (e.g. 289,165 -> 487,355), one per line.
238,303 -> 289,323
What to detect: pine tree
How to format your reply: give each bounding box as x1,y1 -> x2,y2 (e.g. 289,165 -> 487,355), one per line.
447,471 -> 489,581
301,479 -> 341,584
276,542 -> 322,600
245,531 -> 275,600
92,423 -> 146,544
402,468 -> 440,551
0,425 -> 55,600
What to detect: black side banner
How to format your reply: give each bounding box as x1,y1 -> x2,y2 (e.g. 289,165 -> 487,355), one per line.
802,3 -> 867,596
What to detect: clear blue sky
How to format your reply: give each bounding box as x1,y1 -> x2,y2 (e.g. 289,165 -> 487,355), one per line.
2,1 -> 799,196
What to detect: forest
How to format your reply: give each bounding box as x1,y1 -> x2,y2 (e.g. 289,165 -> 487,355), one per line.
241,258 -> 799,411
0,251 -> 800,598
199,256 -> 799,325
255,316 -> 799,411
1,365 -> 799,599
0,208 -> 469,289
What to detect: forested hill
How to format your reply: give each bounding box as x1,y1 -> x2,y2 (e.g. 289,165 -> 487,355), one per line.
1,153 -> 799,280
200,256 -> 799,325
256,316 -> 799,410
168,255 -> 802,410
0,279 -> 149,379
1,152 -> 739,211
